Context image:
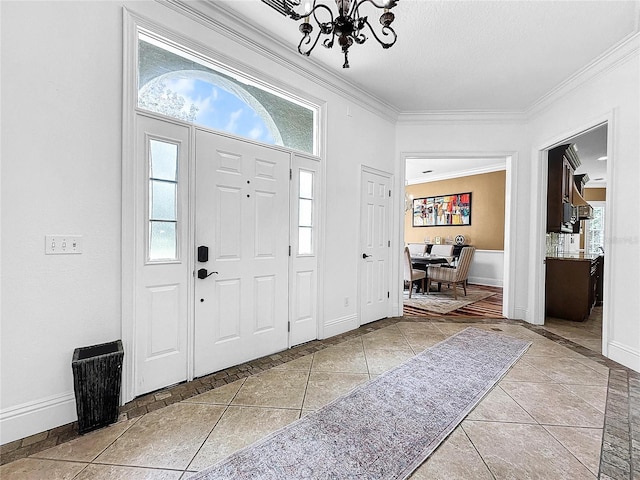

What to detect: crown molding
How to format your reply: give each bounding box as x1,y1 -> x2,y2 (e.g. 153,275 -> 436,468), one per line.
527,31 -> 640,118
397,32 -> 640,126
153,1 -> 638,127
396,110 -> 528,125
406,163 -> 506,185
159,0 -> 399,123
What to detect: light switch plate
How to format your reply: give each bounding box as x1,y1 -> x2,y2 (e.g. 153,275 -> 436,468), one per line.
45,235 -> 83,254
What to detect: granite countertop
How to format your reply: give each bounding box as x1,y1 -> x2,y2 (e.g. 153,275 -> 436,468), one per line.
546,252 -> 604,261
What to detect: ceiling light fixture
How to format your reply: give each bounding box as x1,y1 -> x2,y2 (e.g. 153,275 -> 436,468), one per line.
597,156 -> 607,161
270,0 -> 398,68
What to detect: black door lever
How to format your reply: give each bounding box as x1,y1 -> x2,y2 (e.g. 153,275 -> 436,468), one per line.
197,268 -> 218,279
362,253 -> 372,259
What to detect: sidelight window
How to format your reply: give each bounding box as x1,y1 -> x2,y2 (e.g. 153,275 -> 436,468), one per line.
148,139 -> 179,261
298,170 -> 314,255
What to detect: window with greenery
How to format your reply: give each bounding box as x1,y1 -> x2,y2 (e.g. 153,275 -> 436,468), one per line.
586,204 -> 605,255
137,31 -> 316,154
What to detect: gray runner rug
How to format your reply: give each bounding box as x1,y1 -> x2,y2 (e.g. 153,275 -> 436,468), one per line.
189,327 -> 531,480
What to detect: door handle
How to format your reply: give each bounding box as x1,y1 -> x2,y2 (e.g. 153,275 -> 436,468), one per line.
362,253 -> 372,259
197,268 -> 218,279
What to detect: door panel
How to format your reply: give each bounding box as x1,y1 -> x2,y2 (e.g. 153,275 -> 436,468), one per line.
146,284 -> 181,356
289,154 -> 321,346
134,116 -> 190,396
360,169 -> 392,324
195,130 -> 290,377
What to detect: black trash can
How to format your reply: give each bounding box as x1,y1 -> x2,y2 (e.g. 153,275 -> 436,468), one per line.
72,340 -> 124,434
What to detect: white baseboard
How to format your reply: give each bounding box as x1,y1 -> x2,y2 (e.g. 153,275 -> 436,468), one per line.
513,307 -> 528,322
468,276 -> 503,287
321,314 -> 359,339
1,392 -> 77,445
607,341 -> 640,373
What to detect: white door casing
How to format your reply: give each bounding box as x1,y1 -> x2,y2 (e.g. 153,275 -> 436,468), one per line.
360,167 -> 392,324
289,153 -> 322,346
134,115 -> 191,396
194,130 -> 290,377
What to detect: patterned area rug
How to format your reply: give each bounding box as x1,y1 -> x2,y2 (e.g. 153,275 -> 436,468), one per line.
189,328 -> 531,480
404,290 -> 495,314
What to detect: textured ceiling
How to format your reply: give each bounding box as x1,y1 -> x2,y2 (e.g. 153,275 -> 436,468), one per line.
218,0 -> 639,112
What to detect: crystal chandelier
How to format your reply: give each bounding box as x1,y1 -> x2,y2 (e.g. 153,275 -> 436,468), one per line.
269,0 -> 399,68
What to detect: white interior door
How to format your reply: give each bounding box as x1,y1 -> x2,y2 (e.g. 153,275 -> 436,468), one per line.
194,130 -> 290,377
359,168 -> 392,324
134,115 -> 190,396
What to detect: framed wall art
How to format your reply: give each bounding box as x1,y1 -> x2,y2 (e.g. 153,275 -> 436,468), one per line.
412,192 -> 472,227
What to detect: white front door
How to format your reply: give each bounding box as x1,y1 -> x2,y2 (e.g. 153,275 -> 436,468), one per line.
194,130 -> 290,377
359,168 -> 392,324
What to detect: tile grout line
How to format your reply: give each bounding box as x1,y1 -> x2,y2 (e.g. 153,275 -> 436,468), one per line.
541,424 -> 602,477
184,403 -> 231,473
459,422 -> 497,480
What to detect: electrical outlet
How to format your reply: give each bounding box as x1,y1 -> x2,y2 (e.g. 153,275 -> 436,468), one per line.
45,235 -> 83,254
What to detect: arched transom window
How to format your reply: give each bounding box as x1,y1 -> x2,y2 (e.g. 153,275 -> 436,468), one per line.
137,31 -> 317,154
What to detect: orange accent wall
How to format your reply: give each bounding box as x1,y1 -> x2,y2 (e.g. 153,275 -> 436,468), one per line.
584,187 -> 606,201
405,171 -> 506,250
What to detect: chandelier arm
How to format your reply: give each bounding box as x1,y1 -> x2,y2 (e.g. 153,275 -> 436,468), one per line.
310,3 -> 334,26
351,0 -> 398,15
298,25 -> 323,56
360,17 -> 397,48
295,3 -> 336,56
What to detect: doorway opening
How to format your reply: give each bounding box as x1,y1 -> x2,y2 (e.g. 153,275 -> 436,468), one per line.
402,155 -> 510,319
541,123 -> 608,354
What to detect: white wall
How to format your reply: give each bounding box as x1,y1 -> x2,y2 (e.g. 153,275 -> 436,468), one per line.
0,1 -> 396,443
1,1 -> 124,443
527,36 -> 640,370
468,250 -> 504,287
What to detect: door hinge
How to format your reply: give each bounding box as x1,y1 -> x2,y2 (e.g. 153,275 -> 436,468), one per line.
388,240 -> 391,247
388,189 -> 391,197
387,291 -> 390,298
289,245 -> 292,256
287,321 -> 291,332
290,168 -> 292,180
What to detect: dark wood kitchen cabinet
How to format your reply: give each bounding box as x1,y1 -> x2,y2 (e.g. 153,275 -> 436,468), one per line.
545,255 -> 603,321
547,144 -> 581,233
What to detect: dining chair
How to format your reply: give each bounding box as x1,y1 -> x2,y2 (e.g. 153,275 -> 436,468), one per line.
407,243 -> 427,256
429,244 -> 455,265
404,246 -> 426,298
426,247 -> 476,299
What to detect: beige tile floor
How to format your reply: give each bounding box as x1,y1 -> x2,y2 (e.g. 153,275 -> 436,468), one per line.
544,306 -> 603,354
1,319 -> 607,480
